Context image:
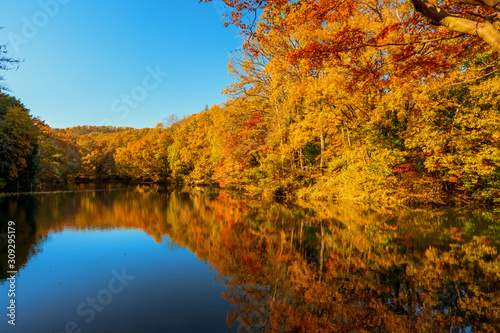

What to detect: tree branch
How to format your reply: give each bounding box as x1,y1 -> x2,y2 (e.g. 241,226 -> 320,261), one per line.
410,0 -> 500,50
448,0 -> 500,8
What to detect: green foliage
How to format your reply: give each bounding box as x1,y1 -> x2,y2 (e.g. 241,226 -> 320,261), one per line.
302,142 -> 320,165
372,111 -> 406,151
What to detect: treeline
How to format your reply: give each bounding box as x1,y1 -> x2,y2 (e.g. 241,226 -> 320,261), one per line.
2,1 -> 500,205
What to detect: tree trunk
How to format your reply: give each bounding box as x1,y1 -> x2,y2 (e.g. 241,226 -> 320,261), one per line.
320,131 -> 325,169
319,223 -> 325,281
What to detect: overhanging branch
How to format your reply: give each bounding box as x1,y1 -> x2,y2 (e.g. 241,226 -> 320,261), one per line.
410,0 -> 500,50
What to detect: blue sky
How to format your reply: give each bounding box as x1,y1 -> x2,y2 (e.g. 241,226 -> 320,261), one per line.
0,0 -> 240,128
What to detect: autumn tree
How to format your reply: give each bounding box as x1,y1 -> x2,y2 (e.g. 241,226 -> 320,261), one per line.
0,94 -> 39,189
196,0 -> 500,203
36,122 -> 81,183
204,0 -> 500,50
164,108 -> 222,184
114,126 -> 170,182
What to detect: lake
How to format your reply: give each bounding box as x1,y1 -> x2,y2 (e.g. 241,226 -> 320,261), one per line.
1,185 -> 499,332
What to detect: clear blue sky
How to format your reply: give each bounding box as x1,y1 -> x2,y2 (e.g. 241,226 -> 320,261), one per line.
0,0 -> 240,129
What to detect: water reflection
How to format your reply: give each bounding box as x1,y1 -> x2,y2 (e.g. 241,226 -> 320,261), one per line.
1,185 -> 499,332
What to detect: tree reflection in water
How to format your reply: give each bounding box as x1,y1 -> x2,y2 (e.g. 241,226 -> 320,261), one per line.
1,185 -> 499,332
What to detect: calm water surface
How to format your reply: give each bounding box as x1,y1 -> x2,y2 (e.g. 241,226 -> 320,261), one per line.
1,185 -> 499,332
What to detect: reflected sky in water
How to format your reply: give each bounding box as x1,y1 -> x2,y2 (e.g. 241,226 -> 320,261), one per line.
0,199 -> 231,333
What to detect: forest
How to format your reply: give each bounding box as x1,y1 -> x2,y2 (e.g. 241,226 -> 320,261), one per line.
2,0 -> 500,205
